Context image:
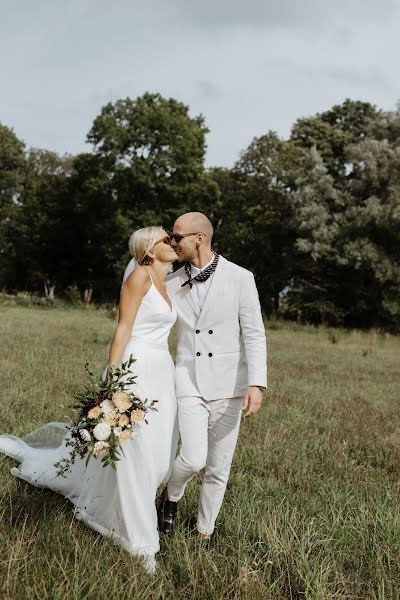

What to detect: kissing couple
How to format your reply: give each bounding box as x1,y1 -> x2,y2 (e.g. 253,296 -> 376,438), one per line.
0,212 -> 267,574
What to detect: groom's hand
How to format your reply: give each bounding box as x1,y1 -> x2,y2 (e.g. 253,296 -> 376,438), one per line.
242,387 -> 263,418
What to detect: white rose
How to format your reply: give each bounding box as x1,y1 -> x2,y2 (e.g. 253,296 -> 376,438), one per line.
93,441 -> 110,456
119,430 -> 133,445
93,422 -> 111,441
112,391 -> 132,413
131,409 -> 144,424
79,428 -> 91,442
100,399 -> 116,416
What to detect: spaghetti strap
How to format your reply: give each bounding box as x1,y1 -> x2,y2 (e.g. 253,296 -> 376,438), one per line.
145,267 -> 172,312
145,267 -> 154,284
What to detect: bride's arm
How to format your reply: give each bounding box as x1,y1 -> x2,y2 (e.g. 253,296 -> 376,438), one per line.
108,267 -> 151,367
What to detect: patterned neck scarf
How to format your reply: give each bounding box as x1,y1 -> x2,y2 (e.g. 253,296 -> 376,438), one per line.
181,252 -> 220,289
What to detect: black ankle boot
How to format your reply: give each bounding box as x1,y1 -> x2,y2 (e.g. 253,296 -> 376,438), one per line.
161,499 -> 178,536
157,489 -> 178,536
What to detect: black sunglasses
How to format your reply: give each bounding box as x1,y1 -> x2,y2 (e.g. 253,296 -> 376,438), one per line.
169,232 -> 205,243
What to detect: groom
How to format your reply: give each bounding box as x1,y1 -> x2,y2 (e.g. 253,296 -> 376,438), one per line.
159,212 -> 267,539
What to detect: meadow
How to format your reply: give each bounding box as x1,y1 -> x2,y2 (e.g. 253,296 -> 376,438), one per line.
0,305 -> 399,599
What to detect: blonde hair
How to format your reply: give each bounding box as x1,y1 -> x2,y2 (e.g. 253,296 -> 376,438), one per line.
128,226 -> 164,265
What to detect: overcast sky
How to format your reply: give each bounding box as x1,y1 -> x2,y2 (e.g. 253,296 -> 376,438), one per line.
1,0 -> 399,167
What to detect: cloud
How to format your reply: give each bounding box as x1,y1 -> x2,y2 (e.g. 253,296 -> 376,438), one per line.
325,68 -> 392,90
195,81 -> 221,101
267,60 -> 392,91
152,0 -> 397,31
0,0 -> 398,167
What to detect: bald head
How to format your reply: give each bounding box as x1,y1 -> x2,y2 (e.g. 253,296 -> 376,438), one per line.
172,212 -> 214,264
174,212 -> 213,246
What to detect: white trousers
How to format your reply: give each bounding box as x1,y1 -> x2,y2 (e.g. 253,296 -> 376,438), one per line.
167,396 -> 243,535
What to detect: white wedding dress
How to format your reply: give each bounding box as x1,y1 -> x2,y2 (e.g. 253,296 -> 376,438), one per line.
0,273 -> 178,572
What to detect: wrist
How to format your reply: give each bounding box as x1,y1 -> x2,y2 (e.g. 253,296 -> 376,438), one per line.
250,385 -> 266,393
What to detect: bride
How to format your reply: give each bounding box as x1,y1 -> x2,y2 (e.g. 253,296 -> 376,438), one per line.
0,226 -> 178,573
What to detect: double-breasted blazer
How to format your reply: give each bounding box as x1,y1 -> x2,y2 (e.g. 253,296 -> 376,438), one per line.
166,256 -> 267,400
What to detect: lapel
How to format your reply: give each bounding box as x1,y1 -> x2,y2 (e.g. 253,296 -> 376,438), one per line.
197,256 -> 228,323
175,255 -> 228,321
177,269 -> 201,318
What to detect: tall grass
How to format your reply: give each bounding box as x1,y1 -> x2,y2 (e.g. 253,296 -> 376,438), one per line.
0,306 -> 399,599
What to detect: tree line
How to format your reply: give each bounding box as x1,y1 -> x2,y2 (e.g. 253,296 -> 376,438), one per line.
1,94 -> 399,330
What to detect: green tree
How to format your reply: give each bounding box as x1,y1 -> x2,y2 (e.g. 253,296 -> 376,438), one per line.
69,92 -> 219,300
344,135 -> 400,328
284,131 -> 400,329
9,149 -> 74,296
211,132 -> 303,314
87,92 -> 216,229
281,147 -> 349,325
291,99 -> 379,182
0,123 -> 25,287
68,151 -> 133,301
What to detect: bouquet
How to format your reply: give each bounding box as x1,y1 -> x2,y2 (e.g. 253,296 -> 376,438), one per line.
55,355 -> 157,477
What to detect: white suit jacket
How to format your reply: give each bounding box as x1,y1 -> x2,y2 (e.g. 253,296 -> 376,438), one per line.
166,256 -> 267,400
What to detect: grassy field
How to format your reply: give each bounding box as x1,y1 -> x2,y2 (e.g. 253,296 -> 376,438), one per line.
0,305 -> 399,599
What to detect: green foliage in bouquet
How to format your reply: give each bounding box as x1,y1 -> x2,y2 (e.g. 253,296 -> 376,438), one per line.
55,355 -> 157,477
